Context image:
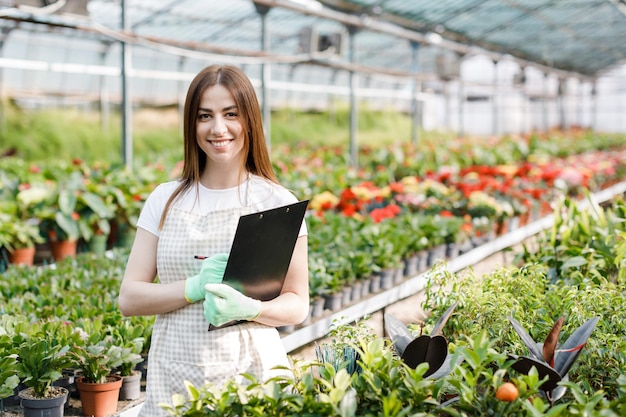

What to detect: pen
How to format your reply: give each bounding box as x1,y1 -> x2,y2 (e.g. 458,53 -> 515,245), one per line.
194,255 -> 208,260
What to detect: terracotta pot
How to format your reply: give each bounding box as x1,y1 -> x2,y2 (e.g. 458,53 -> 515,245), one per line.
50,239 -> 77,261
76,375 -> 122,417
8,246 -> 36,266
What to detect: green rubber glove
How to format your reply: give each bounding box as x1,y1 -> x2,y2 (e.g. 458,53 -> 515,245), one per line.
203,283 -> 262,327
184,253 -> 229,303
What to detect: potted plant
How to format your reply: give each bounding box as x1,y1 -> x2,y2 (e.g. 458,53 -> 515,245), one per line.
13,322 -> 74,417
112,320 -> 145,401
70,338 -> 123,417
0,212 -> 45,266
0,333 -> 20,407
105,165 -> 162,249
37,171 -> 113,260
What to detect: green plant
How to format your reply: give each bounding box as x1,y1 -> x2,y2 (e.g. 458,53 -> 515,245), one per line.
70,338 -> 120,384
0,333 -> 19,399
0,212 -> 44,251
13,321 -> 75,398
111,319 -> 145,376
35,169 -> 113,243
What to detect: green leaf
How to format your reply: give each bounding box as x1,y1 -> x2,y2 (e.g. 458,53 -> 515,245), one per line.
561,256 -> 588,270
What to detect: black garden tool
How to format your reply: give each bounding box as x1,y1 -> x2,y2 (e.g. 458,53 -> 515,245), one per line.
385,301 -> 458,378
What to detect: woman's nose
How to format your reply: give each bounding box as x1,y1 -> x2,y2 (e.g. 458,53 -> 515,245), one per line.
212,117 -> 227,135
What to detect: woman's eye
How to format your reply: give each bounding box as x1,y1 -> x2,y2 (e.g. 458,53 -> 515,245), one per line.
198,113 -> 211,120
225,112 -> 238,119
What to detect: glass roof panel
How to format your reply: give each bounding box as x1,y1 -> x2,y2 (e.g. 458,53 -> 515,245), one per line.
2,0 -> 626,77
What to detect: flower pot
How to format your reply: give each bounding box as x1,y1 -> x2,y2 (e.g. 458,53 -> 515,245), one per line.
8,246 -> 36,266
369,274 -> 382,293
403,255 -> 419,277
380,269 -> 395,290
310,297 -> 325,318
393,266 -> 404,284
88,233 -> 109,256
19,386 -> 68,417
76,375 -> 122,417
445,242 -> 460,259
341,286 -> 352,305
50,239 -> 77,261
323,292 -> 343,311
350,280 -> 363,302
359,278 -> 370,298
118,370 -> 142,401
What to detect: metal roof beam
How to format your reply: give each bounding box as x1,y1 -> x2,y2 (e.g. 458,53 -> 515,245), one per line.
253,0 -> 590,80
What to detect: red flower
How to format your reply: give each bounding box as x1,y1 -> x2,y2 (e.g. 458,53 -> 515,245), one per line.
340,188 -> 357,201
342,204 -> 356,217
389,182 -> 404,194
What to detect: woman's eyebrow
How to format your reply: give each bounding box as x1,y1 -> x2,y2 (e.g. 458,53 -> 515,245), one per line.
198,105 -> 237,113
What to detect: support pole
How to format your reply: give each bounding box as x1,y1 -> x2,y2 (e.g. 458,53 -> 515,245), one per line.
410,41 -> 420,145
255,4 -> 272,149
177,56 -> 186,137
518,67 -> 528,134
348,25 -> 359,168
0,29 -> 7,135
492,59 -> 499,136
121,0 -> 133,169
543,72 -> 549,132
590,80 -> 597,132
558,77 -> 566,130
99,42 -> 111,133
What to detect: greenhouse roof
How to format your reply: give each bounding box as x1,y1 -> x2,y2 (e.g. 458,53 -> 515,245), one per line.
1,0 -> 626,79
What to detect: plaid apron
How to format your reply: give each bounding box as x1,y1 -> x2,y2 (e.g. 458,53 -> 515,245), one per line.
139,185 -> 290,416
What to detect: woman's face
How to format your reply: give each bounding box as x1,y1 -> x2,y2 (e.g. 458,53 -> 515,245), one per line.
195,84 -> 246,169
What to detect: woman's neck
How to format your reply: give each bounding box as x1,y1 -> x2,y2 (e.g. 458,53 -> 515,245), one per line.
200,168 -> 249,190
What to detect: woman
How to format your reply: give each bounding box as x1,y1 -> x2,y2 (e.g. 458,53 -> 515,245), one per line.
118,64 -> 309,416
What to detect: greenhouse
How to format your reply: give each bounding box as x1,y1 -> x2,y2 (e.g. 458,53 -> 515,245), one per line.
1,0 -> 626,416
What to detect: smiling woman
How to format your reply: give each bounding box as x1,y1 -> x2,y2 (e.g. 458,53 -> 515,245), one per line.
117,64 -> 310,417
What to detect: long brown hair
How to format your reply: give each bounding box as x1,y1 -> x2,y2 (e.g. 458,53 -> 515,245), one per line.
159,65 -> 278,229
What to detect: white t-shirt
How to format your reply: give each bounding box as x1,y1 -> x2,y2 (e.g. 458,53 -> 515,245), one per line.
137,174 -> 308,238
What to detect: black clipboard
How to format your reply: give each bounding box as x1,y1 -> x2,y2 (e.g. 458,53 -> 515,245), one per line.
223,199 -> 309,301
207,200 -> 309,331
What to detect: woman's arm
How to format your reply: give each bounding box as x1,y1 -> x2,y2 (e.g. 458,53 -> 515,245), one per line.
253,236 -> 310,327
118,228 -> 189,316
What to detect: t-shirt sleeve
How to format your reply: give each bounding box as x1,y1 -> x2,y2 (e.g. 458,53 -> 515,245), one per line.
136,182 -> 176,237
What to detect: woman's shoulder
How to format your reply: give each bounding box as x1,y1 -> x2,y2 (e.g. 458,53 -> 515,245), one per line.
149,180 -> 183,199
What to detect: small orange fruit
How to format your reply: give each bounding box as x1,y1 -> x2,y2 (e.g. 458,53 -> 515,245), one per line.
495,382 -> 518,402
